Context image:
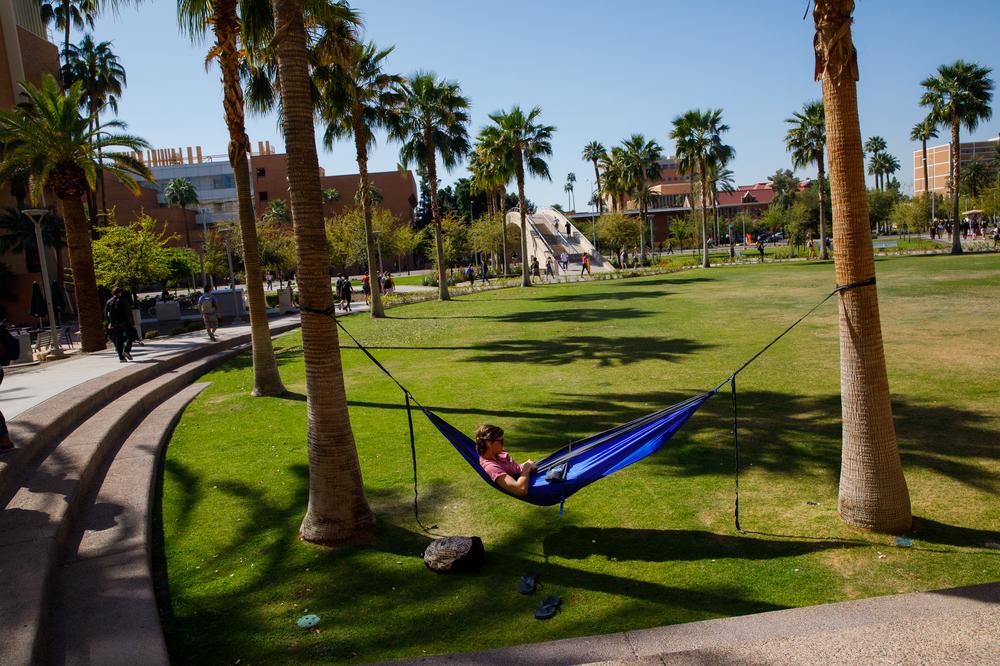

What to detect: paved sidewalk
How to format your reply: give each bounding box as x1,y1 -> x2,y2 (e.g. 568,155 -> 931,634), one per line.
395,582 -> 999,665
3,313 -> 301,421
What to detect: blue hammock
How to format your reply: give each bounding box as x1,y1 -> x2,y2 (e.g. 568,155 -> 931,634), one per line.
420,391 -> 715,507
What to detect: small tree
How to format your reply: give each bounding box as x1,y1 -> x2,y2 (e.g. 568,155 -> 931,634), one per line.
92,213 -> 173,293
596,213 -> 641,254
163,247 -> 199,289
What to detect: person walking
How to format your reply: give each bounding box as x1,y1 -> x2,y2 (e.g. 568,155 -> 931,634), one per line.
544,256 -> 554,280
756,237 -> 766,262
361,273 -> 371,305
265,272 -> 273,290
340,275 -> 353,313
480,259 -> 491,285
580,252 -> 591,277
0,320 -> 19,454
198,285 -> 220,341
105,287 -> 133,362
560,250 -> 569,271
465,264 -> 476,285
530,256 -> 540,282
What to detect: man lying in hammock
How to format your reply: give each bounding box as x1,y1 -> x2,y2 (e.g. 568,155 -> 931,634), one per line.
475,424 -> 536,496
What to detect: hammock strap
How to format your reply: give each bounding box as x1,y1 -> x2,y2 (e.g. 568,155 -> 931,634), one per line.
732,375 -> 742,533
299,304 -> 433,529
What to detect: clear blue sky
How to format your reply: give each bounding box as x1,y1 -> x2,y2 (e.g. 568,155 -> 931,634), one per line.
90,1 -> 999,209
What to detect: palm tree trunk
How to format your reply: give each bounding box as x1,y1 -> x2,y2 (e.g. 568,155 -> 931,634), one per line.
699,164 -> 709,268
592,160 -> 602,213
216,0 -> 285,397
424,128 -> 450,300
638,182 -> 646,261
515,149 -> 530,287
498,188 -> 508,275
271,0 -> 375,546
814,0 -> 910,534
818,147 -> 829,260
62,0 -> 70,68
949,122 -> 962,254
60,193 -> 104,352
352,112 -> 385,318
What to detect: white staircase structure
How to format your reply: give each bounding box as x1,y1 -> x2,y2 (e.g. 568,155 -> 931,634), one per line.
506,207 -> 611,276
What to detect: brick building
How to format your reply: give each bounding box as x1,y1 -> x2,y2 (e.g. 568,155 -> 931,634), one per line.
913,136 -> 998,196
0,1 -> 62,323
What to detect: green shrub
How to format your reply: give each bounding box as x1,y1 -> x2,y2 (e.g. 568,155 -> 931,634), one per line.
143,330 -> 159,340
186,321 -> 204,332
169,326 -> 186,336
265,293 -> 279,308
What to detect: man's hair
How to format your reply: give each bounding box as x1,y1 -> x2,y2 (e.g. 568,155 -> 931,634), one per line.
203,285 -> 212,293
112,287 -> 122,296
474,424 -> 504,455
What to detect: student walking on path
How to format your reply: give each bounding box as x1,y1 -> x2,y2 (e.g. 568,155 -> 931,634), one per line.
105,287 -> 134,362
580,252 -> 591,277
198,286 -> 220,341
544,256 -> 554,280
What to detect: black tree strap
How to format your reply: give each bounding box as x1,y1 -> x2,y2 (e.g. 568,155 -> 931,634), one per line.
299,304 -> 432,530
721,275 -> 875,532
732,375 -> 741,533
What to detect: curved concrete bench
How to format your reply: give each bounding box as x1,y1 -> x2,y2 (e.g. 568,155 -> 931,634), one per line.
0,320 -> 300,504
51,382 -> 210,666
0,321 -> 299,665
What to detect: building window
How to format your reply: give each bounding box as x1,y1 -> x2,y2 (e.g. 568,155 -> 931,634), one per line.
211,174 -> 234,190
256,167 -> 266,178
259,191 -> 268,202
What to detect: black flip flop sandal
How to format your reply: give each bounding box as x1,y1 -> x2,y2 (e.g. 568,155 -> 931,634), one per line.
518,572 -> 539,594
533,595 -> 562,620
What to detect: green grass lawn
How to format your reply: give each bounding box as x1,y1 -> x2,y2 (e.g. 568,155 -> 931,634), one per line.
159,253 -> 1000,664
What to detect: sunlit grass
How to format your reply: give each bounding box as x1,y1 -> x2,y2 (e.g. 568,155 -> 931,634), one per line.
160,253 -> 1000,664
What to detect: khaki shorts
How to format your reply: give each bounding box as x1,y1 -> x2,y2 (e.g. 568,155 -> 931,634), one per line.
203,314 -> 219,328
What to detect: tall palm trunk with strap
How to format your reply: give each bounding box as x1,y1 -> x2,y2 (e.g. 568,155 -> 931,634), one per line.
814,0 -> 911,533
271,0 -> 375,545
949,122 -> 962,254
215,0 -> 285,396
54,179 -> 105,352
818,144 -> 829,260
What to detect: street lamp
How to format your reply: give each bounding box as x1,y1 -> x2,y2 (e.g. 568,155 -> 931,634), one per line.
223,234 -> 243,323
23,208 -> 64,358
372,230 -> 384,275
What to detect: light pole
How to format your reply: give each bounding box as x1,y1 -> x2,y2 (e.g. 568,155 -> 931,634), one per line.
224,234 -> 243,323
373,230 -> 384,275
199,213 -> 208,287
23,208 -> 64,358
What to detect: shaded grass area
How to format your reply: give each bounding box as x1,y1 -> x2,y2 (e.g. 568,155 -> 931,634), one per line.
159,254 -> 1000,664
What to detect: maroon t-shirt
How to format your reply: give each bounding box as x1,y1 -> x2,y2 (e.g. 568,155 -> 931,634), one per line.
479,451 -> 522,483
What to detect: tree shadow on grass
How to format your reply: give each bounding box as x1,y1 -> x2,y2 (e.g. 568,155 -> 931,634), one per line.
209,343 -> 304,374
154,456 -> 788,663
387,306 -> 658,325
512,388 -> 999,493
542,526 -> 860,563
339,334 -> 710,368
527,289 -> 673,304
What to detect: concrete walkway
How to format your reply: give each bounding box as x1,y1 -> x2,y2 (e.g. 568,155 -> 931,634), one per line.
2,313 -> 304,421
394,582 -> 998,665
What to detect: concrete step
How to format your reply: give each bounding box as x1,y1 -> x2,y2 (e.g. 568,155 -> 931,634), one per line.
0,320 -> 299,504
50,382 -> 209,666
0,344 -> 249,665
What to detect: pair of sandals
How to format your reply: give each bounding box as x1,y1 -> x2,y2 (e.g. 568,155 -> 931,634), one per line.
518,572 -> 563,620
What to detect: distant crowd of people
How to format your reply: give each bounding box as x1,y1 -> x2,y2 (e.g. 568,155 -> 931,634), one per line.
930,219 -> 1000,245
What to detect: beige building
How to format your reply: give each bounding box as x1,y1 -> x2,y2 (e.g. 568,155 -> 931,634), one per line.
913,136 -> 998,195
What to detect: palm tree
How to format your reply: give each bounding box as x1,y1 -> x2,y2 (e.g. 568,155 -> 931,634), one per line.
0,74 -> 151,352
910,117 -> 938,201
268,0 -> 375,546
565,172 -> 576,210
813,0 -> 910,533
582,141 -> 606,213
178,0 -> 286,396
472,126 -> 514,274
621,134 -> 663,259
786,100 -> 829,259
768,168 -> 799,209
163,177 -> 200,282
960,159 -> 990,198
600,147 -> 628,213
921,60 -> 995,253
394,72 -> 470,300
671,109 -> 734,268
317,41 -> 403,319
708,165 -> 736,256
878,152 -> 901,190
485,105 -> 555,287
863,135 -> 887,189
40,0 -> 97,69
61,34 -> 127,218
